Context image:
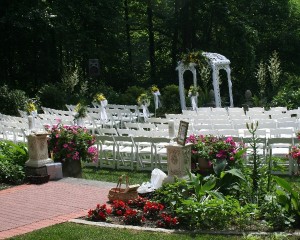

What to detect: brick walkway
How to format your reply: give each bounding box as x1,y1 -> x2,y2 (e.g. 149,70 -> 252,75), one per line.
0,178 -> 115,239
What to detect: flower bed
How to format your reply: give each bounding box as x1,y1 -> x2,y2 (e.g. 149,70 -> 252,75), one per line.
86,199 -> 179,229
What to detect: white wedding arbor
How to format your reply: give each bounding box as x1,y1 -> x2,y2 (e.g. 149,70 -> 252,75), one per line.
176,52 -> 233,110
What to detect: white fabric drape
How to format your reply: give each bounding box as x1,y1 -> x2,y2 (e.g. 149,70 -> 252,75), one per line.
190,96 -> 198,111
142,104 -> 150,121
153,91 -> 161,110
31,110 -> 37,129
100,100 -> 108,121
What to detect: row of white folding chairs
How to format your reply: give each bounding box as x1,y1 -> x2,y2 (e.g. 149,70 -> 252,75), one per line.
193,127 -> 298,139
182,107 -> 299,119
94,133 -> 298,175
0,126 -> 27,143
242,136 -> 299,176
93,135 -> 170,172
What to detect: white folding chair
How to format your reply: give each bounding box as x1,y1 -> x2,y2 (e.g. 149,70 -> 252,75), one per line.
98,128 -> 118,136
242,137 -> 267,165
269,128 -> 295,138
139,123 -> 157,131
2,127 -> 15,142
117,128 -> 138,136
268,137 -> 295,175
217,129 -> 239,138
132,136 -> 154,171
114,136 -> 135,170
96,135 -> 116,169
124,122 -> 140,130
154,137 -> 171,171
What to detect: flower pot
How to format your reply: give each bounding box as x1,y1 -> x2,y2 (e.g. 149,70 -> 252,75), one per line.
195,158 -> 213,176
198,158 -> 211,168
61,160 -> 82,178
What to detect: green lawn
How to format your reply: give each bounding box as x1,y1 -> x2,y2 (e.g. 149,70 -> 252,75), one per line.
82,166 -> 151,185
9,222 -> 292,240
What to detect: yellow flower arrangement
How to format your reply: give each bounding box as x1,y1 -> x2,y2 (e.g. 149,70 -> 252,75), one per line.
94,93 -> 106,103
27,103 -> 36,113
181,50 -> 207,67
26,100 -> 37,114
74,103 -> 87,119
188,85 -> 199,97
151,85 -> 159,93
137,93 -> 150,106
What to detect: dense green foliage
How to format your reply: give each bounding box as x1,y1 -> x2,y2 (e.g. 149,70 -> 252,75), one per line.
0,141 -> 28,184
0,0 -> 299,108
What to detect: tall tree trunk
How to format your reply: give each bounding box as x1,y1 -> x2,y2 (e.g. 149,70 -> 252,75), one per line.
147,0 -> 155,84
124,0 -> 132,70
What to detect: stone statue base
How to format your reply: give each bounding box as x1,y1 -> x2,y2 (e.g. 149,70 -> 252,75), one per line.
163,143 -> 192,184
25,133 -> 53,176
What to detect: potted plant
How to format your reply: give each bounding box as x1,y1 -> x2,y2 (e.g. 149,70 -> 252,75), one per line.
46,124 -> 98,177
186,134 -> 245,175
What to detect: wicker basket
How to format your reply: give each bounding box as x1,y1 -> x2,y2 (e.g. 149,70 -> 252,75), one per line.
108,175 -> 139,202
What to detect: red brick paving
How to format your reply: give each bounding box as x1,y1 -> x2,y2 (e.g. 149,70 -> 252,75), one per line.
0,180 -> 113,239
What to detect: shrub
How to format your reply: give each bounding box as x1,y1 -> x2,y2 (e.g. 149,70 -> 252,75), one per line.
0,85 -> 29,116
0,159 -> 25,184
271,74 -> 300,110
260,195 -> 295,230
38,84 -> 67,110
160,84 -> 181,114
120,86 -> 146,105
176,197 -> 243,230
152,179 -> 193,212
0,141 -> 28,184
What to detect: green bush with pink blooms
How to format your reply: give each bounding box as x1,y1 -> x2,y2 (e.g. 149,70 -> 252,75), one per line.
186,135 -> 245,175
46,124 -> 98,163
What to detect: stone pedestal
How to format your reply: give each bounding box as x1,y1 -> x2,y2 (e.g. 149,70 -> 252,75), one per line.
163,143 -> 192,183
25,133 -> 53,168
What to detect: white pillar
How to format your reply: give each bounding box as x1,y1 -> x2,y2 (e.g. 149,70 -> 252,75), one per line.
226,67 -> 234,107
212,66 -> 222,107
178,69 -> 186,110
